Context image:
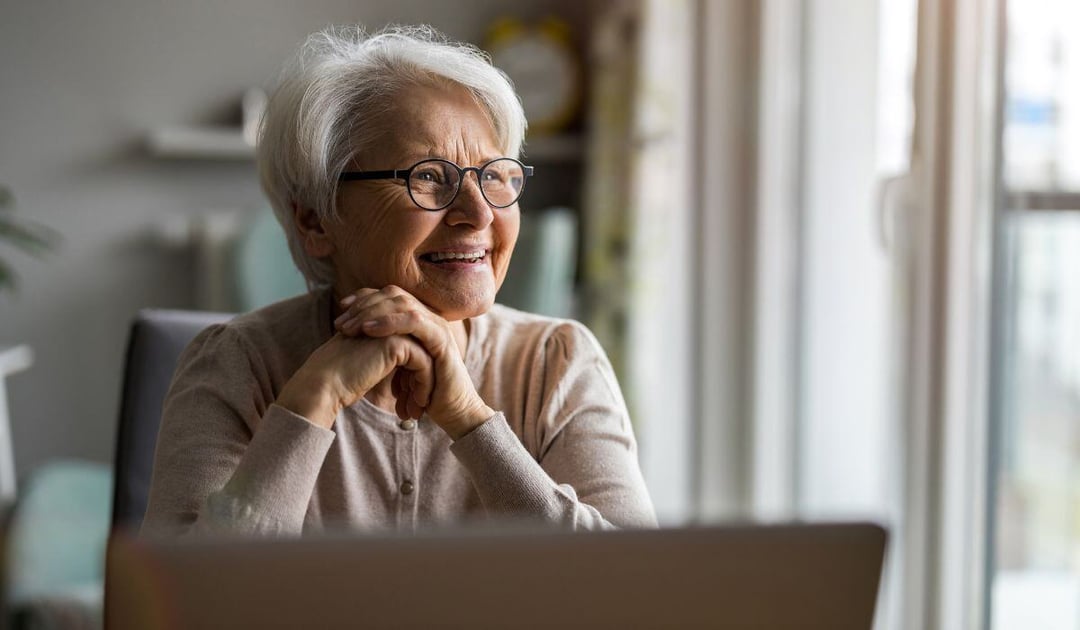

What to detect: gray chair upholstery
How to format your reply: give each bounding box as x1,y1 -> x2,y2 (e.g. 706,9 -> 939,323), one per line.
111,309 -> 232,533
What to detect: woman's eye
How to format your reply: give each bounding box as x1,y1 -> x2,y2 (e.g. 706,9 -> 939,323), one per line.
414,169 -> 442,183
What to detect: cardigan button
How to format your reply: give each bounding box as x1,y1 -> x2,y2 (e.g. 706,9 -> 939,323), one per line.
399,419 -> 417,431
400,480 -> 415,495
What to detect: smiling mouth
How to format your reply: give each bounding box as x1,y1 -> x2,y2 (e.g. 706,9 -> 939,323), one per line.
420,249 -> 489,264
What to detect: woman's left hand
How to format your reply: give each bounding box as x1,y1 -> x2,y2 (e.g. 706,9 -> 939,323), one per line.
334,285 -> 494,439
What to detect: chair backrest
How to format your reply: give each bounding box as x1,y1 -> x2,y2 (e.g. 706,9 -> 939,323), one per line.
111,309 -> 232,533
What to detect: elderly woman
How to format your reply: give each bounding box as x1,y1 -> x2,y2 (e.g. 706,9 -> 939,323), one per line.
142,25 -> 655,537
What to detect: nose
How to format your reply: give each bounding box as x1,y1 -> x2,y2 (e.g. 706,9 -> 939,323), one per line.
445,174 -> 494,230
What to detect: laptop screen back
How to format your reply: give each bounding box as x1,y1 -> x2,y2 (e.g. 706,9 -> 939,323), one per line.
106,522 -> 886,629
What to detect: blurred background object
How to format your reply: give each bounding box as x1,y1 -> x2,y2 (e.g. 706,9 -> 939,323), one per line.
496,207 -> 578,318
0,185 -> 59,294
487,16 -> 582,137
3,461 -> 111,628
0,345 -> 32,505
227,207 -> 306,311
185,207 -> 306,312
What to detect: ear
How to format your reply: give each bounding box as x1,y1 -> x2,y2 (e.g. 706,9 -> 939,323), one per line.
292,203 -> 336,258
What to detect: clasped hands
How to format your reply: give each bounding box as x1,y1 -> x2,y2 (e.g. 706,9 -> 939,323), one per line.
275,285 -> 494,440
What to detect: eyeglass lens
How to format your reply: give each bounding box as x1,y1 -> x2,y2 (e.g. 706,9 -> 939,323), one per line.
407,159 -> 526,210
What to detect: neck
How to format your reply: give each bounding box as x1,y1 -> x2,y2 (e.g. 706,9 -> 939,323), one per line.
449,318 -> 468,356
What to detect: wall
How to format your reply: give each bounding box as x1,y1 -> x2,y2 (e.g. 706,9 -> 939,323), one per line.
0,0 -> 588,480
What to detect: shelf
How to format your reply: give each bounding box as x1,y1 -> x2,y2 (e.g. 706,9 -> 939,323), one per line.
146,126 -> 254,160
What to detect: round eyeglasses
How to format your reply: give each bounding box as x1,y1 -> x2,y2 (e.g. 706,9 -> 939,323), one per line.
338,157 -> 534,211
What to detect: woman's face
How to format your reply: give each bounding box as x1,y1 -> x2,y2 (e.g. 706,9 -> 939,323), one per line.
324,84 -> 520,321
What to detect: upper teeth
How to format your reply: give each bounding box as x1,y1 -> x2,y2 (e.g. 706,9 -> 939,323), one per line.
429,250 -> 485,262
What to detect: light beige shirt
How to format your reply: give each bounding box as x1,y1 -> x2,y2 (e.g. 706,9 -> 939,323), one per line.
141,289 -> 656,537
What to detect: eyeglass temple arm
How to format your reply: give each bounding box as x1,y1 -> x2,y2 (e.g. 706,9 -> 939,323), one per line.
338,170 -> 409,181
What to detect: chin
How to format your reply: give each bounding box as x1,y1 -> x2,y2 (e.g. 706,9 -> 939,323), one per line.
436,297 -> 495,321
424,288 -> 495,321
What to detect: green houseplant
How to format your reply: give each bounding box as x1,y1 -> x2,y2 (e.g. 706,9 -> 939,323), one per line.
0,186 -> 58,293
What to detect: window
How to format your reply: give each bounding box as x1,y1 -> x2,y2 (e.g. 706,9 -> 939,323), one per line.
991,0 -> 1080,626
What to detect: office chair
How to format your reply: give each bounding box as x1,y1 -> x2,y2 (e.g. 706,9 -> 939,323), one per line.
111,309 -> 232,532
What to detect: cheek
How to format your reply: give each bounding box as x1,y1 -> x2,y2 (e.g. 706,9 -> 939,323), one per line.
326,192 -> 406,283
332,188 -> 434,283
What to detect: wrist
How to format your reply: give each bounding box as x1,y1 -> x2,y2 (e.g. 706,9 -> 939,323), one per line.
444,401 -> 496,441
276,376 -> 340,430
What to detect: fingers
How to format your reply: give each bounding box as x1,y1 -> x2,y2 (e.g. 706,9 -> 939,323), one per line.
384,336 -> 433,412
334,285 -> 408,333
334,287 -> 484,433
312,323 -> 435,422
391,367 -> 430,421
363,311 -> 454,359
407,366 -> 432,413
393,371 -> 416,421
336,286 -> 454,359
338,287 -> 380,305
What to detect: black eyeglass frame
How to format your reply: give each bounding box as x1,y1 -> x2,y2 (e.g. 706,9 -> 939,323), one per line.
338,157 -> 535,211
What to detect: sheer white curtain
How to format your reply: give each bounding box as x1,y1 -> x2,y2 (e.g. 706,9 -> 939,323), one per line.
583,1 -> 1006,628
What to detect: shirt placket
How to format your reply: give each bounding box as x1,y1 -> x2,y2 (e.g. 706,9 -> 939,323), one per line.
394,418 -> 419,530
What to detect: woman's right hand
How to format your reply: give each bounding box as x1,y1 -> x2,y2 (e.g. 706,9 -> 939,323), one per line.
274,332 -> 433,429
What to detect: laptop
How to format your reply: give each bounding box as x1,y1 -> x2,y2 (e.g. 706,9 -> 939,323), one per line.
105,522 -> 886,629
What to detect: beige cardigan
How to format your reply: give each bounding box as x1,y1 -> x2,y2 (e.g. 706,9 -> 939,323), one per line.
141,289 -> 656,537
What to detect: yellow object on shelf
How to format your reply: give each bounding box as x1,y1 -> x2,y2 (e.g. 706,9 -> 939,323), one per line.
486,16 -> 583,137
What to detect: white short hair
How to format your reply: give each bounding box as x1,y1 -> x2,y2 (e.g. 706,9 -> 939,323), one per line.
257,24 -> 527,287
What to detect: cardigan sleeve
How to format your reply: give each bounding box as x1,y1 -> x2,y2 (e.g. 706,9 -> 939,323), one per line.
140,325 -> 335,538
450,321 -> 657,530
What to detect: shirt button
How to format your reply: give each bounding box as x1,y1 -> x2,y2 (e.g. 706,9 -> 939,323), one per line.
399,419 -> 417,431
400,480 -> 414,495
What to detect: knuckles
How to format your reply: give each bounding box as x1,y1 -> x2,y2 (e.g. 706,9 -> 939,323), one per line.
382,335 -> 429,368
383,336 -> 410,362
350,287 -> 380,302
402,309 -> 423,326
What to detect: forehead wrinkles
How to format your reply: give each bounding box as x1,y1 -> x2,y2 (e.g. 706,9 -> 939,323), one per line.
425,128 -> 496,166
370,86 -> 500,167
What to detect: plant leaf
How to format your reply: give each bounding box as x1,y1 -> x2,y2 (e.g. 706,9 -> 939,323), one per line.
0,187 -> 58,293
0,257 -> 18,293
0,216 -> 60,257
